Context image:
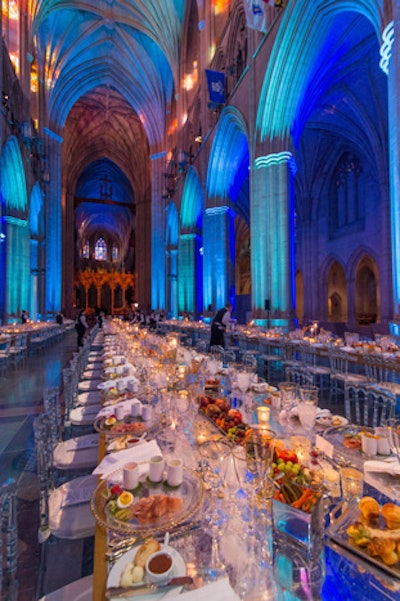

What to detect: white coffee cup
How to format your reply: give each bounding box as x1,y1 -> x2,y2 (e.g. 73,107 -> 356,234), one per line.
166,458 -> 184,487
131,401 -> 142,417
116,380 -> 126,393
149,455 -> 165,483
115,365 -> 124,376
361,433 -> 378,456
127,379 -> 138,393
375,428 -> 391,455
115,405 -> 126,421
123,461 -> 139,489
142,405 -> 153,421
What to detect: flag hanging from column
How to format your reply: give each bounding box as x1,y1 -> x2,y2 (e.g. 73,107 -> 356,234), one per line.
205,69 -> 226,105
244,1 -> 267,32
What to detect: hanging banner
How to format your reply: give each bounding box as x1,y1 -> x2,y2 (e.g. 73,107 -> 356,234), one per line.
205,69 -> 226,105
244,1 -> 267,32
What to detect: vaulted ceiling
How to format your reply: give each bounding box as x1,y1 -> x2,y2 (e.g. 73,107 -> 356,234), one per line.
30,0 -> 192,252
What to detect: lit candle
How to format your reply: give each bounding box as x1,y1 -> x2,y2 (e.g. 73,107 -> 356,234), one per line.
257,406 -> 270,425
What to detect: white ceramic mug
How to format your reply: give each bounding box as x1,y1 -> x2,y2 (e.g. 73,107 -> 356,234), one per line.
166,458 -> 184,487
131,401 -> 142,417
123,461 -> 139,489
361,433 -> 378,456
142,405 -> 153,421
149,455 -> 165,483
375,428 -> 391,455
116,380 -> 126,393
115,405 -> 126,421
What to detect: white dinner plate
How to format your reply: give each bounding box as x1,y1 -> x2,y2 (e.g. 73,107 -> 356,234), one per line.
316,414 -> 348,427
107,544 -> 186,600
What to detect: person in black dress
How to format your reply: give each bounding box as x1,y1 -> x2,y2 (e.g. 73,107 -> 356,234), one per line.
209,303 -> 232,349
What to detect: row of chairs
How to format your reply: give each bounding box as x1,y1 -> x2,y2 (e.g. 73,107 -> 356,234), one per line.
33,326 -> 103,600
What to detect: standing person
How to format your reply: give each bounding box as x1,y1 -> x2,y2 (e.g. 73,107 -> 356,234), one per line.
21,310 -> 29,324
75,310 -> 88,347
210,302 -> 232,349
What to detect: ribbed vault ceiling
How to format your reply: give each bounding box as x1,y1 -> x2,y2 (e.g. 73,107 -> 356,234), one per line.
30,0 -> 187,252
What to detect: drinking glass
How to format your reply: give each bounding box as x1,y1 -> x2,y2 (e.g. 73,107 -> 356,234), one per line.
278,382 -> 298,420
384,418 -> 400,464
245,427 -> 276,502
297,385 -> 319,432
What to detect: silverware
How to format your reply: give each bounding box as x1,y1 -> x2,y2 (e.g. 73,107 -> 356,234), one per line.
106,576 -> 193,598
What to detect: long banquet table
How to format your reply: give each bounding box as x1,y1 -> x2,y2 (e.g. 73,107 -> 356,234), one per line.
88,325 -> 400,601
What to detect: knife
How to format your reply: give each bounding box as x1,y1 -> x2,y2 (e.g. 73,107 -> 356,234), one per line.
106,576 -> 193,598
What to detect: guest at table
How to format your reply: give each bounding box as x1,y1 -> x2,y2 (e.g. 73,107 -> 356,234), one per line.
210,302 -> 232,349
21,310 -> 29,324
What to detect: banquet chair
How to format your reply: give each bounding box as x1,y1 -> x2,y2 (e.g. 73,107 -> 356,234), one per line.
295,342 -> 331,395
33,413 -> 97,544
328,348 -> 368,403
344,382 -> 395,428
258,340 -> 284,385
1,478 -> 18,601
43,388 -> 99,474
38,574 -> 93,601
0,338 -> 11,376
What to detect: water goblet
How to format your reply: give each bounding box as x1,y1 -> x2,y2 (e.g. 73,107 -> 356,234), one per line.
297,385 -> 319,434
278,381 -> 298,421
245,427 -> 276,502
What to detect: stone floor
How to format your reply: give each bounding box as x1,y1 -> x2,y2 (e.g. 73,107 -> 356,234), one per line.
0,329 -> 94,601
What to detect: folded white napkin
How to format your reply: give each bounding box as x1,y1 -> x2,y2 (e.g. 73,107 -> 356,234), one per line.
364,460 -> 400,476
96,397 -> 141,418
93,439 -> 162,480
165,578 -> 240,601
289,407 -> 331,418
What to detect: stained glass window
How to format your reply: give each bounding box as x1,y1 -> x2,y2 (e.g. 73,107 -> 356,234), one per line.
95,237 -> 107,261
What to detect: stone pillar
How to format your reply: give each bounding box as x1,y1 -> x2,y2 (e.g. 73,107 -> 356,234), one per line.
178,232 -> 200,315
43,128 -> 62,316
203,206 -> 235,313
251,152 -> 296,329
150,152 -> 166,312
168,248 -> 178,318
385,11 -> 400,328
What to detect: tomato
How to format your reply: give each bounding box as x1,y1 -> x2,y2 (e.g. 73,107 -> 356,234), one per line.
277,449 -> 298,464
110,484 -> 124,496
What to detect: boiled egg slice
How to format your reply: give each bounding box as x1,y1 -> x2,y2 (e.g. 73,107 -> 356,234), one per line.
105,416 -> 117,426
117,491 -> 134,509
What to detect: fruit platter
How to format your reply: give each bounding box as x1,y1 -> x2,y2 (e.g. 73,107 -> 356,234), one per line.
198,394 -> 251,444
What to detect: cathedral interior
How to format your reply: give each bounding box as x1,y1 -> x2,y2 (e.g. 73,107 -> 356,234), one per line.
0,0 -> 398,333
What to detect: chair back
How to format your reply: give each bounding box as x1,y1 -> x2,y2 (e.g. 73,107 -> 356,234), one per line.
43,387 -> 62,446
345,383 -> 395,428
33,414 -> 53,540
329,348 -> 350,376
1,478 -> 18,601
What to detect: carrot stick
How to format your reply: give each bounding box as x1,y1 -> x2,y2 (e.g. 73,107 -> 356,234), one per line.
291,489 -> 313,509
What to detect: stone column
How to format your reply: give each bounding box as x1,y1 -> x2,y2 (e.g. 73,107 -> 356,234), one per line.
251,152 -> 296,329
178,232 -> 199,315
150,152 -> 166,312
203,205 -> 235,313
385,10 -> 400,328
43,128 -> 62,316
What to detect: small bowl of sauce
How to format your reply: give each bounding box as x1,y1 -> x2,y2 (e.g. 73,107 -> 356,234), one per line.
145,550 -> 174,583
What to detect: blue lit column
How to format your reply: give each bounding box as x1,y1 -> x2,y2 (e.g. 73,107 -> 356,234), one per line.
4,217 -> 30,318
168,248 -> 178,318
203,206 -> 235,314
151,152 -> 166,311
251,152 -> 296,329
382,15 -> 400,328
44,128 -> 62,315
178,233 -> 199,315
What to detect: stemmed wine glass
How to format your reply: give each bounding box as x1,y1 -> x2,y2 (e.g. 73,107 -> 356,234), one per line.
278,381 -> 298,421
245,427 -> 276,502
198,438 -> 233,579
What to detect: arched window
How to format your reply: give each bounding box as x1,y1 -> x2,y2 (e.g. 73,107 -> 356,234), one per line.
95,237 -> 107,261
112,244 -> 119,261
82,240 -> 90,259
